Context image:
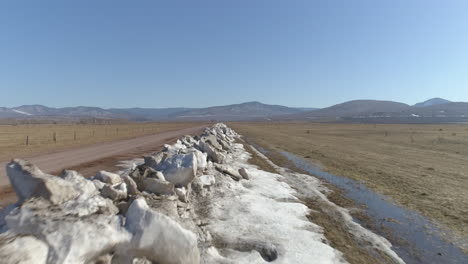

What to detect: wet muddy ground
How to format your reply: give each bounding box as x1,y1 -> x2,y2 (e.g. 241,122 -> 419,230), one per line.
279,151 -> 467,264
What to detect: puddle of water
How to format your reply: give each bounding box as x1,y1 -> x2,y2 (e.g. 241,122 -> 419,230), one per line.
249,142 -> 269,155
279,151 -> 468,264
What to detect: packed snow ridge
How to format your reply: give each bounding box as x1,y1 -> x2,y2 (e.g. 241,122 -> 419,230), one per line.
0,123 -> 403,264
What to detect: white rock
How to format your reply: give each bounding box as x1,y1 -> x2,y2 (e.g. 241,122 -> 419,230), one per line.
140,167 -> 165,181
122,175 -> 139,195
164,142 -> 186,156
156,153 -> 198,187
215,165 -> 242,181
192,175 -> 215,195
133,258 -> 153,264
195,175 -> 216,187
154,171 -> 166,181
0,234 -> 48,264
238,168 -> 250,180
4,201 -> 130,264
60,170 -> 98,197
92,254 -> 113,264
180,135 -> 197,147
192,149 -> 207,173
92,180 -> 106,190
203,135 -> 223,150
123,198 -> 200,264
59,173 -> 118,217
175,187 -> 188,202
101,183 -> 127,201
6,159 -> 80,205
117,182 -> 127,192
62,193 -> 118,217
95,171 -> 122,185
218,139 -> 231,151
143,178 -> 175,195
198,141 -> 225,164
143,152 -> 165,168
51,171 -> 118,217
111,255 -> 153,264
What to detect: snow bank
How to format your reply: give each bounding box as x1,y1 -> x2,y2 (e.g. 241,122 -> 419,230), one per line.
203,148 -> 347,263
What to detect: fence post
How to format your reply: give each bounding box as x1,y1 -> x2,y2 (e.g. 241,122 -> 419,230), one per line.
26,136 -> 29,146
53,132 -> 57,143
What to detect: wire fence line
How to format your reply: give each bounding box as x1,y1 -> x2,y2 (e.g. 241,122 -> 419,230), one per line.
0,123 -> 169,147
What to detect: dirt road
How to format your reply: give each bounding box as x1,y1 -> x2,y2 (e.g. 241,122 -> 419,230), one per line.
0,125 -> 206,206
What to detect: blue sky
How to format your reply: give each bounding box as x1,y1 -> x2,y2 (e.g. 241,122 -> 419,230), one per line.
0,0 -> 467,108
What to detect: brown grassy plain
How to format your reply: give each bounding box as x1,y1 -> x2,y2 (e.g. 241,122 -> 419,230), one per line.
0,122 -> 204,161
231,122 -> 468,248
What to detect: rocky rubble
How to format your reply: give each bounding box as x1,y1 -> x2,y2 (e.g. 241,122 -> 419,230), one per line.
6,159 -> 80,205
0,124 -> 250,264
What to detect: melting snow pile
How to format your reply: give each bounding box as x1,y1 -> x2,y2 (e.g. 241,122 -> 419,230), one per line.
0,123 -> 402,264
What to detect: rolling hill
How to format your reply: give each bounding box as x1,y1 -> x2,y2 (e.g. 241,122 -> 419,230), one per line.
413,98 -> 452,107
171,101 -> 307,121
286,100 -> 412,119
0,102 -> 312,121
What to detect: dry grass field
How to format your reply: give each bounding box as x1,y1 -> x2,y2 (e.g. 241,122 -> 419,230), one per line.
0,122 -> 204,161
231,122 -> 468,248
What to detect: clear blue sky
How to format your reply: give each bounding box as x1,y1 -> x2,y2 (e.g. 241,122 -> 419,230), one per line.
1,0 -> 467,108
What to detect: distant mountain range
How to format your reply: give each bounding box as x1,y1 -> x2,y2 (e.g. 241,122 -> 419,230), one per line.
2,98 -> 467,123
282,98 -> 468,123
0,102 -> 315,121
